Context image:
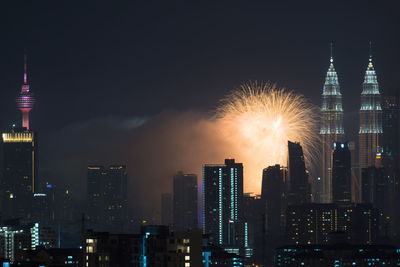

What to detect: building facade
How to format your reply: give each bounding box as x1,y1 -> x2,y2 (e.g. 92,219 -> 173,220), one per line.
203,158 -> 244,255
286,203 -> 378,245
87,165 -> 128,233
287,141 -> 311,205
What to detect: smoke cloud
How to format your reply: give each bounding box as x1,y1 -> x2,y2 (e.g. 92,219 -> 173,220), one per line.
40,111 -> 232,221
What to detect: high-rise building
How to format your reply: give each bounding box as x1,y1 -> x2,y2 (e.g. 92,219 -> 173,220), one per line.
242,194 -> 264,264
361,166 -> 392,236
359,53 -> 383,179
382,93 -> 400,236
203,158 -> 244,255
87,166 -> 106,228
320,50 -> 344,203
261,165 -> 287,266
361,167 -> 388,207
287,141 -> 311,205
382,95 -> 400,184
173,172 -> 198,231
261,165 -> 286,235
86,165 -> 127,232
1,57 -> 37,221
286,203 -> 378,245
105,165 -> 128,232
332,142 -> 352,203
161,193 -> 173,227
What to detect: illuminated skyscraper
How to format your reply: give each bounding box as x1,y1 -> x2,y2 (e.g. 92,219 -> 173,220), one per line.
320,47 -> 344,203
173,172 -> 198,231
359,50 -> 383,197
203,158 -> 243,255
1,56 -> 37,220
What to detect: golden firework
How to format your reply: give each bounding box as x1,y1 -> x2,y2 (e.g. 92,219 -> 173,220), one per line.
215,81 -> 319,194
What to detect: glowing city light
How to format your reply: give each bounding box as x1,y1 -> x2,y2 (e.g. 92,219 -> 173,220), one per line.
215,81 -> 318,194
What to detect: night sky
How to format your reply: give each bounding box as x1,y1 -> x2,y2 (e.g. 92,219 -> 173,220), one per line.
0,1 -> 399,218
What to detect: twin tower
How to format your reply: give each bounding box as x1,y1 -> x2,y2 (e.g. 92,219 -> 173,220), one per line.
320,47 -> 382,203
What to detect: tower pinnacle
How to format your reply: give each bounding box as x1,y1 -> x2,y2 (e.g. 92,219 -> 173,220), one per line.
16,54 -> 35,130
24,54 -> 27,85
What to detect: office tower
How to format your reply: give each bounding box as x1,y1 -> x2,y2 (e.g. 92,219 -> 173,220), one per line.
361,166 -> 392,236
383,93 -> 400,236
382,95 -> 400,176
361,167 -> 388,208
161,193 -> 173,227
320,49 -> 344,203
1,128 -> 38,221
86,165 -> 128,232
332,142 -> 352,203
87,166 -> 106,228
31,193 -> 52,228
173,172 -> 198,231
359,53 -> 383,172
261,165 -> 286,235
287,141 -> 311,205
105,165 -> 128,232
203,158 -> 243,255
261,165 -> 287,266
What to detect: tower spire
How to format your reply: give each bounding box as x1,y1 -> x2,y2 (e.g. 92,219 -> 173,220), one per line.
330,42 -> 333,63
24,54 -> 27,85
369,41 -> 372,61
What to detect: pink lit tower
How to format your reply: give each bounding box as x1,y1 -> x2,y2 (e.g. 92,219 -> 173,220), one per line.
16,55 -> 35,130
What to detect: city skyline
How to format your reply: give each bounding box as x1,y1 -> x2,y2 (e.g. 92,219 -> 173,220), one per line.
0,0 -> 399,222
1,2 -> 400,266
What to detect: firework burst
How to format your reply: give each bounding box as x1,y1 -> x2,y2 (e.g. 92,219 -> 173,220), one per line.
215,81 -> 319,194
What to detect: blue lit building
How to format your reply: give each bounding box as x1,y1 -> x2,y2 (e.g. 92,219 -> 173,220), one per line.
276,243 -> 400,266
203,158 -> 244,255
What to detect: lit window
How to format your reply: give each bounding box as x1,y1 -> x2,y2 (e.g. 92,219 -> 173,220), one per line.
185,255 -> 190,261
